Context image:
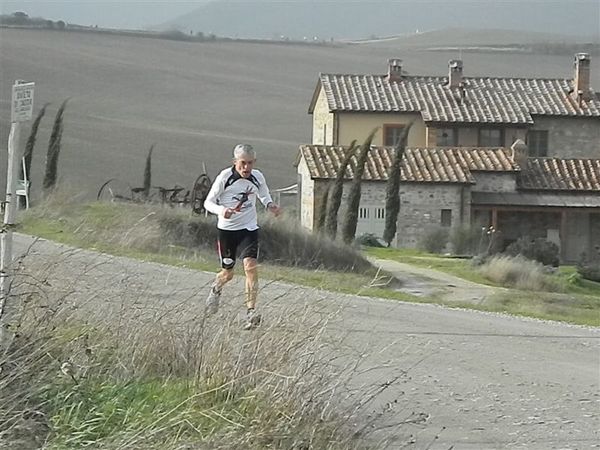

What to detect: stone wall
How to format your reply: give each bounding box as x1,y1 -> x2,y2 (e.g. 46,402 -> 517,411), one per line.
531,117 -> 600,158
565,211 -> 591,262
334,181 -> 388,238
590,213 -> 600,261
396,184 -> 468,248
497,211 -> 561,249
304,180 -> 468,246
471,172 -> 517,193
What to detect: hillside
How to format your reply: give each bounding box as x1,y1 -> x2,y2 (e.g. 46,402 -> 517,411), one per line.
162,0 -> 600,40
347,27 -> 600,48
1,28 -> 599,199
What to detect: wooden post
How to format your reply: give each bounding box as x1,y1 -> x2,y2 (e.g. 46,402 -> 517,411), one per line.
0,122 -> 21,328
1,80 -> 34,344
491,208 -> 498,230
560,209 -> 568,261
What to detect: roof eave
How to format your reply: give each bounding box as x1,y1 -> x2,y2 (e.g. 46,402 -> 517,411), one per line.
308,77 -> 325,114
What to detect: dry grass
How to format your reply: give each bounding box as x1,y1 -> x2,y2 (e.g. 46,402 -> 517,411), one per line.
21,192 -> 373,274
478,255 -> 563,292
0,242 -> 401,449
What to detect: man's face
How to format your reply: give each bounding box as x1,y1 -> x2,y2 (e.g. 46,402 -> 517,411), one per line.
234,155 -> 256,178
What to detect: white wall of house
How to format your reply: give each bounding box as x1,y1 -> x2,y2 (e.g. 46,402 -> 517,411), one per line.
532,117 -> 600,158
311,88 -> 335,145
297,157 -> 317,230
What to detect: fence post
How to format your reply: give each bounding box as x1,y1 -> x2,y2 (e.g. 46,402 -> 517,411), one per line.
1,80 -> 34,348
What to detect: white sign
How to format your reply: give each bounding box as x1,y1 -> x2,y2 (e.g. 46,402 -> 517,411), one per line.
16,179 -> 30,196
11,82 -> 35,123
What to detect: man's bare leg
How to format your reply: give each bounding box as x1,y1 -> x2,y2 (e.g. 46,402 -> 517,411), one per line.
243,257 -> 261,328
206,268 -> 233,314
243,257 -> 258,309
214,268 -> 234,292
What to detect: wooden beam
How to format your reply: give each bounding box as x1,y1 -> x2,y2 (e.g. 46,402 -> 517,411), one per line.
473,205 -> 600,213
491,208 -> 498,230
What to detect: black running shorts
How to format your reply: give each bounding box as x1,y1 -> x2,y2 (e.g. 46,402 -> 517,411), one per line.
217,228 -> 259,269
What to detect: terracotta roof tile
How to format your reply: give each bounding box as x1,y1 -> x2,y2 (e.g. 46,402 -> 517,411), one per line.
317,74 -> 600,123
520,158 -> 600,191
297,146 -> 517,184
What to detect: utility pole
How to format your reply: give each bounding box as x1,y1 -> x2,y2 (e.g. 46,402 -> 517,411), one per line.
1,80 -> 34,336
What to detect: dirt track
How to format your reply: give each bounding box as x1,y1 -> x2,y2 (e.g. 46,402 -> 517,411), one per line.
10,233 -> 600,449
369,257 -> 506,304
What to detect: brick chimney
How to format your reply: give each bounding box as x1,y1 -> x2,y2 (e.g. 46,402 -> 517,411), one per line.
448,59 -> 463,88
387,58 -> 403,82
510,139 -> 528,169
573,53 -> 592,101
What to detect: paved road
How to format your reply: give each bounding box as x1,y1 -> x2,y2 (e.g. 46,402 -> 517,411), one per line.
8,234 -> 600,449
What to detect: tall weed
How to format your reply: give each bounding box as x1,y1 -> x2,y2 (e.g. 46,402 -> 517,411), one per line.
0,246 -> 395,449
479,255 -> 563,292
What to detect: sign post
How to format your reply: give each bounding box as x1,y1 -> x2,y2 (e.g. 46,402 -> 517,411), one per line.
0,81 -> 34,326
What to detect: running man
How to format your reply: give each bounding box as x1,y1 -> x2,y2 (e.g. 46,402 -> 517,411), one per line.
203,144 -> 281,329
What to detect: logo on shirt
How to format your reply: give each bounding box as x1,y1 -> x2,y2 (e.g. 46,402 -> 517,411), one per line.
233,187 -> 254,212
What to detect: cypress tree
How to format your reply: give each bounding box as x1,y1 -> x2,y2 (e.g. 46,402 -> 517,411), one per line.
142,144 -> 155,200
19,103 -> 49,207
383,122 -> 413,246
341,128 -> 378,245
42,99 -> 68,192
324,140 -> 357,239
315,183 -> 330,233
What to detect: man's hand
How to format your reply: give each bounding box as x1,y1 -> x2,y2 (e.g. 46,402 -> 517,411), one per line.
267,202 -> 282,217
223,208 -> 236,219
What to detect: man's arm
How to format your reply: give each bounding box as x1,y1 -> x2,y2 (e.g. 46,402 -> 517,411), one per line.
255,171 -> 274,207
203,174 -> 226,216
255,171 -> 282,216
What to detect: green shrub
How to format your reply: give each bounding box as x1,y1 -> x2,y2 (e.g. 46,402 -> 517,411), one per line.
449,225 -> 480,255
356,233 -> 385,248
577,260 -> 600,282
505,236 -> 560,267
418,226 -> 449,254
159,213 -> 373,273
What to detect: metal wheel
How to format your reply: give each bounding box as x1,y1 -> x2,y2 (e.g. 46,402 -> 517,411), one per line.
97,179 -> 133,202
191,173 -> 212,215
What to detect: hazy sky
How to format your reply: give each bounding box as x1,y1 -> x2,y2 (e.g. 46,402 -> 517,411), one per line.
1,0 -> 599,35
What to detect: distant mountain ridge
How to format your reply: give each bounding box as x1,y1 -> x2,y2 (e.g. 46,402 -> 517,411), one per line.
160,0 -> 600,41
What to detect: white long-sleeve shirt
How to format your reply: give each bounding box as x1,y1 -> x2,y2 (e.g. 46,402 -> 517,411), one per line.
204,167 -> 274,231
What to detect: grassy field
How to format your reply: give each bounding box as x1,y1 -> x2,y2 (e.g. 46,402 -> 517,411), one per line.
366,247 -> 600,297
366,246 -> 600,326
2,28 -> 599,202
366,247 -> 496,286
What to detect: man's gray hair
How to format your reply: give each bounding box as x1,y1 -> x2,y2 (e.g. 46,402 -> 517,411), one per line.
233,143 -> 256,160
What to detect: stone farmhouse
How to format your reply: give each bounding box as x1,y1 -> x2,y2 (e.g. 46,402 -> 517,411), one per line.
297,54 -> 600,262
308,53 -> 599,158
